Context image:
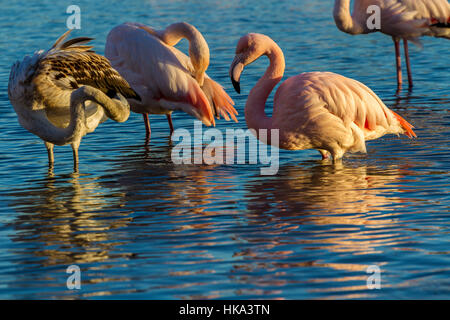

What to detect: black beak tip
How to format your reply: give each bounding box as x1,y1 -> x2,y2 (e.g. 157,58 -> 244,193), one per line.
231,78 -> 241,94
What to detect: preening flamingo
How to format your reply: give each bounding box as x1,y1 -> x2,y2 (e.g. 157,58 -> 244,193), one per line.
229,33 -> 416,162
8,30 -> 138,170
105,22 -> 237,140
333,0 -> 450,89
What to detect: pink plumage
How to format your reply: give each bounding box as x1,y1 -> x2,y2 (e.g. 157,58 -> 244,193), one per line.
230,33 -> 416,161
105,22 -> 237,139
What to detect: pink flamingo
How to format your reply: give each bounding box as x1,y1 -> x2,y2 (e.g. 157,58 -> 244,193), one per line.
229,33 -> 416,162
333,0 -> 450,89
105,22 -> 237,139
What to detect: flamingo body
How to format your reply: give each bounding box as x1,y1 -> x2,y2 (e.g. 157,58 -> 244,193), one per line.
230,33 -> 416,161
105,22 -> 237,137
273,72 -> 413,153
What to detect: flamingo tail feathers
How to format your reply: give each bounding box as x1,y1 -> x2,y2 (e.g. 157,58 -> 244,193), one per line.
187,81 -> 216,127
391,110 -> 417,138
202,78 -> 238,123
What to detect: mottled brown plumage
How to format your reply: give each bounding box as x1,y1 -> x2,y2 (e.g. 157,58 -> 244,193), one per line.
31,30 -> 140,108
40,53 -> 140,98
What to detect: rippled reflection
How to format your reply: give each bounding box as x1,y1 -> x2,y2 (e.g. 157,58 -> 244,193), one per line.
207,163 -> 410,299
6,172 -> 133,298
4,132 -> 448,299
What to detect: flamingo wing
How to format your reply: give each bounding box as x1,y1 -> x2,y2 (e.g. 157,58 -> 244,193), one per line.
163,44 -> 237,122
34,31 -> 140,101
201,76 -> 237,122
362,0 -> 429,38
400,0 -> 450,37
400,0 -> 450,22
356,0 -> 450,38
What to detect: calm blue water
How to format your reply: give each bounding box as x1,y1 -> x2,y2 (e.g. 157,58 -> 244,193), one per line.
0,0 -> 449,299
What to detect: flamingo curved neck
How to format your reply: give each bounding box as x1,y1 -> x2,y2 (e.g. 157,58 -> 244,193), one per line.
159,22 -> 210,84
72,86 -> 130,123
333,0 -> 366,35
20,86 -> 129,146
159,22 -> 200,46
245,40 -> 285,141
21,97 -> 85,146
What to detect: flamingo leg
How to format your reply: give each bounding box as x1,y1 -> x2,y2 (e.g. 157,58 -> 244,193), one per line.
44,141 -> 54,166
167,114 -> 174,135
403,39 -> 413,88
393,37 -> 402,90
71,141 -> 80,172
331,149 -> 344,164
143,113 -> 151,138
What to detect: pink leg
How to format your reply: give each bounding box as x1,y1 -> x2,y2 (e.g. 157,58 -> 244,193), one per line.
167,114 -> 174,135
403,39 -> 413,88
143,113 -> 151,138
393,37 -> 402,90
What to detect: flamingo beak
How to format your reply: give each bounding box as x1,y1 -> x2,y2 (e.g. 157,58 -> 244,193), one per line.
229,56 -> 244,94
231,77 -> 240,94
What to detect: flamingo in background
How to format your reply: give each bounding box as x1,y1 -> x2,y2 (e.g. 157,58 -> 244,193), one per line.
229,33 -> 416,162
333,0 -> 450,89
8,30 -> 138,170
105,22 -> 237,140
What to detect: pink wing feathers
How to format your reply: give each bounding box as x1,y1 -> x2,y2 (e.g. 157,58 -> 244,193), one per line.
137,23 -> 238,122
365,0 -> 428,38
201,76 -> 237,122
354,0 -> 450,38
400,0 -> 450,38
401,0 -> 450,22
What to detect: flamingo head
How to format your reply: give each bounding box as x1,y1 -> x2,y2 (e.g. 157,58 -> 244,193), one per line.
229,33 -> 269,94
